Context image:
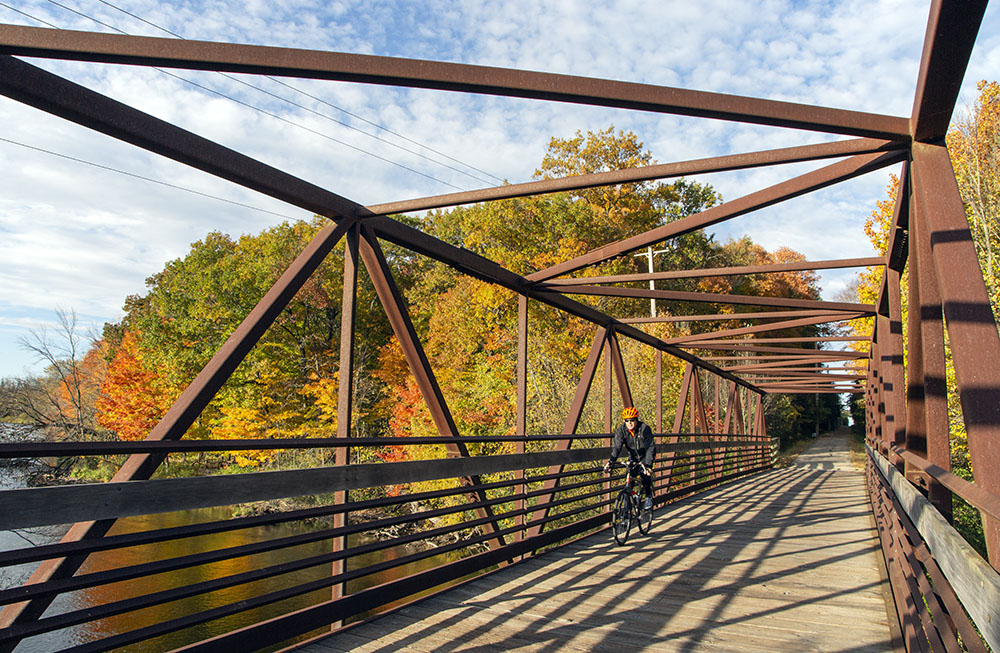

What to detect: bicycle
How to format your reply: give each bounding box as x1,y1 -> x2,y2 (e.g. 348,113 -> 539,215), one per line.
607,461 -> 653,545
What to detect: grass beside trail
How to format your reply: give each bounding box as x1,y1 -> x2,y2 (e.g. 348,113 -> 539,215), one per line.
774,438 -> 814,468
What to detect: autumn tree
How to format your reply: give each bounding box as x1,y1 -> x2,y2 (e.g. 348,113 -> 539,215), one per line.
12,309 -> 107,440
96,330 -> 175,441
947,80 -> 1000,309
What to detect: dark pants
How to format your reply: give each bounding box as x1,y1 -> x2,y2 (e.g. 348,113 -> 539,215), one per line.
628,462 -> 653,496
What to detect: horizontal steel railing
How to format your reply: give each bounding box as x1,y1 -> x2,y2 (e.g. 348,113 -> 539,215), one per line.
866,443 -> 999,651
0,433 -> 773,652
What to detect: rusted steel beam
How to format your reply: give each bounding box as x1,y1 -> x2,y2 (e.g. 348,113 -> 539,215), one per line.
680,344 -> 869,358
722,356 -> 865,372
661,363 -> 695,490
525,327 -> 607,540
604,339 -> 613,431
661,312 -> 866,345
545,257 -> 886,286
736,366 -> 862,374
767,388 -> 863,394
0,24 -> 911,139
516,295 -> 528,438
0,55 -> 359,220
912,142 -> 1000,567
527,149 -> 906,282
368,141 -> 900,216
745,373 -> 865,381
892,447 -> 1000,525
356,228 -> 507,550
332,224 -> 359,610
686,336 -> 871,344
622,309 -> 854,324
607,330 -> 633,407
656,351 -> 663,433
515,295 -> 528,543
703,354 -> 843,362
336,226 -> 360,441
907,180 -> 952,519
550,284 -> 875,313
707,354 -> 861,363
366,216 -> 761,393
884,165 -> 909,469
0,218 -> 353,635
910,0 -> 989,142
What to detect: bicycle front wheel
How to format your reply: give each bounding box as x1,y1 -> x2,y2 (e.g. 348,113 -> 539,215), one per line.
637,487 -> 653,535
612,491 -> 631,545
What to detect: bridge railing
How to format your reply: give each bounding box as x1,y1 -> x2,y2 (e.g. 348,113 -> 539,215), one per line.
863,137 -> 1000,650
0,431 -> 773,652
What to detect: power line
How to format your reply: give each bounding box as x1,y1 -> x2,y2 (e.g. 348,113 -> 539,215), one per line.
92,0 -> 503,185
0,2 -> 59,28
0,136 -> 300,220
35,0 -> 467,190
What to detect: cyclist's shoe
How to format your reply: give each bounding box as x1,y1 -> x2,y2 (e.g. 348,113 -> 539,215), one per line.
643,497 -> 652,510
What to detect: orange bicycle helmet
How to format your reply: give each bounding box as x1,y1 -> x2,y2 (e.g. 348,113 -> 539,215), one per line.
621,406 -> 639,420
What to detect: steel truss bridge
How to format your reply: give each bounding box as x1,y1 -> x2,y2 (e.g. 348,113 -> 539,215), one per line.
1,1 -> 999,651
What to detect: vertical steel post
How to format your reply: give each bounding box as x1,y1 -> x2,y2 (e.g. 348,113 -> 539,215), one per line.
331,224 -> 359,615
912,142 -> 1000,566
0,219 -> 352,637
662,363 -> 694,492
604,338 -> 613,432
515,294 -> 528,544
607,330 -> 634,408
887,265 -> 908,472
357,227 -> 507,550
525,327 -> 607,539
910,182 -> 952,520
656,350 -> 663,434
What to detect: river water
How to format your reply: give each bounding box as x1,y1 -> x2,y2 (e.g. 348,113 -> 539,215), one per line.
1,427 -> 461,652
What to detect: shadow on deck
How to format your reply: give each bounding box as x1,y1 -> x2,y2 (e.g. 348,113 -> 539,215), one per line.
295,431 -> 899,653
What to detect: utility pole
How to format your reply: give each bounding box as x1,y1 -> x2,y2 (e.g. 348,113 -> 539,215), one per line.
633,245 -> 671,317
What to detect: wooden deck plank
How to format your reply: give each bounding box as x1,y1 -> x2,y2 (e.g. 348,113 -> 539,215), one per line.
294,431 -> 896,652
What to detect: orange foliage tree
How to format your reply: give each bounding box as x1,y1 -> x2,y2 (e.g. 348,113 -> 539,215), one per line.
96,330 -> 175,441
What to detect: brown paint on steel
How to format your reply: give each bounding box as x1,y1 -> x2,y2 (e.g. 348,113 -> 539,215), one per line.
685,336 -> 872,344
607,330 -> 634,407
913,143 -> 1000,567
621,308 -> 853,324
908,186 -> 952,519
892,447 -> 1000,524
0,24 -> 911,140
722,355 -> 864,369
545,256 -> 886,286
551,284 -> 875,313
0,56 -> 360,220
909,0 -> 990,142
887,262 -> 908,455
368,142 -> 899,217
0,219 -> 354,635
332,225 -> 359,610
356,229 -> 507,550
365,216 -> 761,394
660,363 -> 694,491
525,327 -> 607,540
661,312 -> 866,344
527,149 -> 906,282
681,344 -> 869,358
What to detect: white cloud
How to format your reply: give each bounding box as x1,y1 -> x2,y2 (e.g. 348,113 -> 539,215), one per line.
0,0 -> 996,377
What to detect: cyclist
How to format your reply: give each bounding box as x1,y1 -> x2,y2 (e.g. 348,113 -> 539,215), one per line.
603,406 -> 655,509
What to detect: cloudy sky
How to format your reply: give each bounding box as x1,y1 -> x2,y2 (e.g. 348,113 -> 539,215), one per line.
1,0 -> 998,379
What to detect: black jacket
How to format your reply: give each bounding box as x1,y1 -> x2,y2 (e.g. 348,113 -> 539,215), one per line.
609,420 -> 655,468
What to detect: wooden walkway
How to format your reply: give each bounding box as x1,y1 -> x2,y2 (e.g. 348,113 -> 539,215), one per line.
297,431 -> 898,652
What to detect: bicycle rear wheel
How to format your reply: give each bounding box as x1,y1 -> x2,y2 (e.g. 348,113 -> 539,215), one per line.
637,487 -> 653,535
612,491 -> 631,545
